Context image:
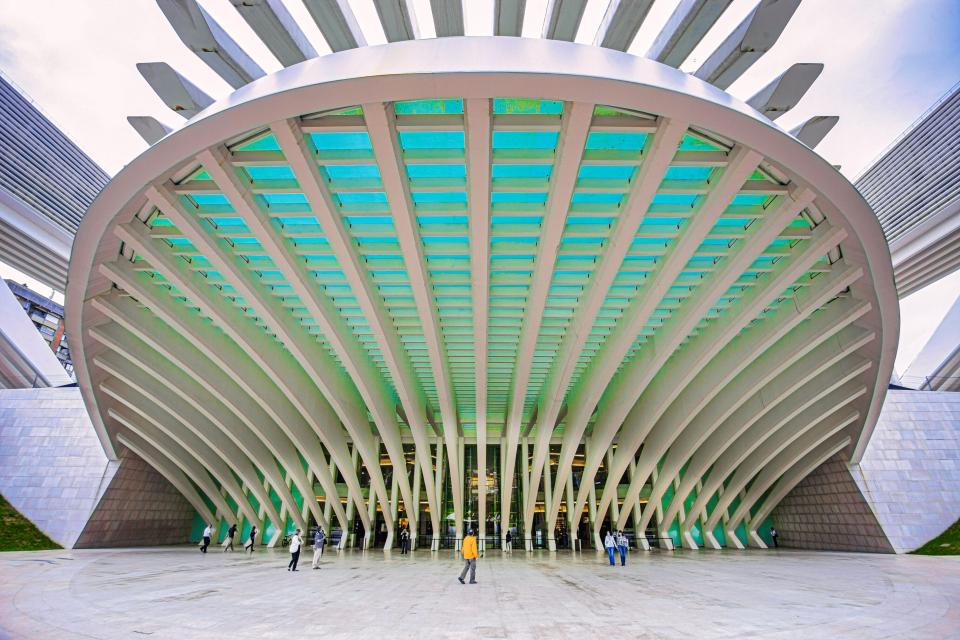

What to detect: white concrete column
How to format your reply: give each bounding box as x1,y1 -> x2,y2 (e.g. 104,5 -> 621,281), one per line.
565,471 -> 576,550
627,458 -> 643,548
544,447 -> 555,551
411,450 -> 422,551
364,437 -> 380,550
344,445 -> 359,549
456,436 -> 465,550
520,437 -> 532,551
432,438 -> 444,551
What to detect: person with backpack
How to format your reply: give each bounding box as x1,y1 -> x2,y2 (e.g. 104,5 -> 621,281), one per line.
505,529 -> 512,552
222,523 -> 237,552
288,528 -> 303,571
245,525 -> 258,554
311,527 -> 326,569
604,530 -> 617,566
617,530 -> 628,566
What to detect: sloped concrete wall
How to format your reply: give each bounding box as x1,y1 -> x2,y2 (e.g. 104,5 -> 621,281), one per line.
0,387 -> 115,547
853,389 -> 960,552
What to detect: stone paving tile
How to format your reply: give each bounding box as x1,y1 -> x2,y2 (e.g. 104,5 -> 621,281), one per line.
1,548 -> 959,639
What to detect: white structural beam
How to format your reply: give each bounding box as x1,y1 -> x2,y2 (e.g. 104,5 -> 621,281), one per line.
591,192 -> 836,541
127,116 -> 172,145
302,0 -> 367,51
465,98 -> 492,546
94,347 -> 280,537
594,0 -> 655,51
743,433 -> 852,548
641,302 -> 874,542
431,0 -> 465,36
230,0 -> 317,66
683,374 -> 869,549
703,402 -> 862,546
197,144 -> 416,539
270,120 -> 440,540
117,431 -> 218,526
694,0 -> 801,90
562,145 -> 762,540
533,118 -> 689,548
790,115 -> 839,149
498,101 -> 593,546
90,324 -> 308,537
134,184 -> 396,541
542,0 -> 588,41
136,62 -> 213,119
364,100 -> 465,540
495,0 -> 526,36
647,0 -> 733,67
156,0 -> 265,89
747,63 -> 824,121
90,289 -> 354,535
373,0 -> 420,42
103,232 -> 370,536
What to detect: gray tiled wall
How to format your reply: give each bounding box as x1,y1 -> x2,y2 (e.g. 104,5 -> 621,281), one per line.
0,388 -> 115,547
853,389 -> 960,552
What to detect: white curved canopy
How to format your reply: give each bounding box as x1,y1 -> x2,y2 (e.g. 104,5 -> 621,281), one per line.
68,38 -> 896,551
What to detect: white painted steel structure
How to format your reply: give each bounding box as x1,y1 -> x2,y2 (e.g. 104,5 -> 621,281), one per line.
68,4 -> 896,553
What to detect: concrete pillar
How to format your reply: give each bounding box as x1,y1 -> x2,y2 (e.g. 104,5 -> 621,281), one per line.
520,437 -> 532,551
411,451 -> 421,551
344,445 -> 359,549
432,438 -> 444,551
544,446 -> 555,551
565,471 -> 576,550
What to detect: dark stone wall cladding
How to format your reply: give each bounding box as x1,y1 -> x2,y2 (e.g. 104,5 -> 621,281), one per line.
75,446 -> 196,548
772,452 -> 894,553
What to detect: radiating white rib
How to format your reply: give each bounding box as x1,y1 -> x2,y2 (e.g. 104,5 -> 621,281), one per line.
594,209 -> 840,535
94,347 -> 278,537
127,116 -> 171,145
90,288 -> 354,535
135,63 -> 212,119
100,244 -> 369,535
742,433 -> 851,548
494,101 -> 593,541
372,0 -> 420,41
789,116 -> 839,149
565,145 -> 763,535
197,145 -> 415,543
430,0 -> 465,36
117,431 -> 218,527
495,0 -> 526,35
105,397 -> 244,531
230,0 -> 317,66
542,0 -> 588,41
135,185 -> 396,538
646,0 -> 733,67
532,117 -> 689,546
681,373 -> 869,548
746,63 -> 823,121
364,100 -> 466,539
593,0 -> 655,51
302,0 -> 367,51
465,98 -> 492,544
641,314 -> 874,542
704,404 -> 861,545
91,326 -> 308,537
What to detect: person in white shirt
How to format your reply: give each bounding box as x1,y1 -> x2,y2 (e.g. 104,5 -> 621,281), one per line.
200,524 -> 212,553
604,531 -> 616,566
288,528 -> 303,571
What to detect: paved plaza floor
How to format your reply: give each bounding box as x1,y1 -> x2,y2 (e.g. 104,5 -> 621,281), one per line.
1,546 -> 959,639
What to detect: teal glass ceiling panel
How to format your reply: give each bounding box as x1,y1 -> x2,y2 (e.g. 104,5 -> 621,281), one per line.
399,131 -> 464,149
395,98 -> 463,114
407,164 -> 466,178
493,131 -> 558,149
310,132 -> 372,150
493,164 -> 553,179
246,166 -> 295,181
586,132 -> 645,150
326,165 -> 381,180
493,98 -> 563,114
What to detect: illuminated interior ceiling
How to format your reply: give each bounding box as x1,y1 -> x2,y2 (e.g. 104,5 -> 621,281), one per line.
66,2 -> 897,552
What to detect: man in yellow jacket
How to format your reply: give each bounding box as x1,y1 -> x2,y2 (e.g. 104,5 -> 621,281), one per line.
458,529 -> 479,584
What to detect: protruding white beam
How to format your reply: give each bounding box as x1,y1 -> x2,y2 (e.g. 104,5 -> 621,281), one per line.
373,0 -> 420,42
136,62 -> 213,119
156,0 -> 265,88
647,0 -> 733,67
694,0 -> 801,90
302,0 -> 367,51
542,0 -> 588,41
747,63 -> 823,121
495,0 -> 526,36
230,0 -> 318,66
431,0 -> 465,36
127,116 -> 172,145
594,0 -> 655,51
790,115 -> 839,148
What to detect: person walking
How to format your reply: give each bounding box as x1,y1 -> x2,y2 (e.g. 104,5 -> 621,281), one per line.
311,527 -> 326,569
200,524 -> 212,553
288,528 -> 303,571
604,530 -> 616,566
505,529 -> 512,552
770,526 -> 779,548
458,529 -> 479,585
223,523 -> 237,552
245,525 -> 258,554
617,530 -> 628,566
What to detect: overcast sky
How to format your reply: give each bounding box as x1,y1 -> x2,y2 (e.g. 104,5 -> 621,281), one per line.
0,0 -> 958,374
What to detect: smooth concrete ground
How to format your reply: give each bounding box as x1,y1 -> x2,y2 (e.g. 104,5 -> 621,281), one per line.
1,546 -> 959,639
